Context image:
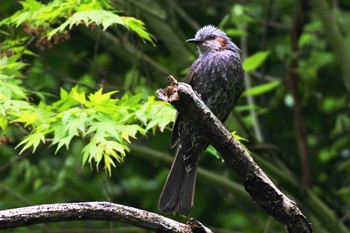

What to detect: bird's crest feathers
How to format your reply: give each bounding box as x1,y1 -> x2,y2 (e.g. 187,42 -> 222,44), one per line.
194,25 -> 226,40
193,25 -> 240,54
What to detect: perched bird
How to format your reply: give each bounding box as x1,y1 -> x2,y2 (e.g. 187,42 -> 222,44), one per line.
158,25 -> 244,216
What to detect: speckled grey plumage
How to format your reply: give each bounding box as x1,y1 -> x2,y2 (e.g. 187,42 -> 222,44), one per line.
158,25 -> 244,216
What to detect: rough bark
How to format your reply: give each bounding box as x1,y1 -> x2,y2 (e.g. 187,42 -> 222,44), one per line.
156,79 -> 312,233
0,201 -> 211,233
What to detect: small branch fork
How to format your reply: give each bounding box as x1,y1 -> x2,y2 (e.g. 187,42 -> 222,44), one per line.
157,76 -> 313,233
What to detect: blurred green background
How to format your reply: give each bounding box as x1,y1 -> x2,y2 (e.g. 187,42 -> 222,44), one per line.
0,0 -> 350,232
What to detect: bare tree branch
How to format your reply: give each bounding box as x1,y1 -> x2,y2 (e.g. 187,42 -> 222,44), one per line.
156,78 -> 313,233
0,201 -> 211,232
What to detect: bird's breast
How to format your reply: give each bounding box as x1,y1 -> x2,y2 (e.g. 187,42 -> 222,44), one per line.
190,51 -> 243,120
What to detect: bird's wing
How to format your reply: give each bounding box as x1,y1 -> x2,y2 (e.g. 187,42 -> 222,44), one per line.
170,112 -> 180,148
184,59 -> 201,85
170,60 -> 201,148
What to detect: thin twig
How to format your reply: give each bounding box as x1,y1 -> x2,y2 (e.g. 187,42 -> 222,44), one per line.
287,0 -> 312,188
240,24 -> 264,143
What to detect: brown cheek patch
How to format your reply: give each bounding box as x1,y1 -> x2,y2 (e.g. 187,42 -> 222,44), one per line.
216,36 -> 227,49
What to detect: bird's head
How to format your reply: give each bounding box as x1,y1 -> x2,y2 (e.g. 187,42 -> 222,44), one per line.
187,25 -> 239,55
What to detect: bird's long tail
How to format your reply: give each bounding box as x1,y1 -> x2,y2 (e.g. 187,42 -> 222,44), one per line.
158,149 -> 198,216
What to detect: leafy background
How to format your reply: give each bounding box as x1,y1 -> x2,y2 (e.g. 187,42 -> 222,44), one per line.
1,0 -> 350,232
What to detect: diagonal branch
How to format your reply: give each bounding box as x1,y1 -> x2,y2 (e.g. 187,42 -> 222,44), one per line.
156,79 -> 312,233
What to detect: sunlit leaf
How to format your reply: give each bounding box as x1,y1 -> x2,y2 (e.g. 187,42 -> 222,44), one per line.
16,128 -> 46,154
0,116 -> 8,131
121,125 -> 143,143
49,10 -> 122,38
71,87 -> 86,104
122,17 -> 154,45
243,51 -> 270,71
242,81 -> 280,96
322,96 -> 347,113
11,112 -> 38,127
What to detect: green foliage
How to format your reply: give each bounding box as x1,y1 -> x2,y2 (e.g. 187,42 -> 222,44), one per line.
0,57 -> 27,99
321,96 -> 347,113
1,0 -> 350,232
0,56 -> 32,134
3,85 -> 175,175
242,51 -> 270,72
48,10 -> 152,44
0,0 -> 170,176
298,18 -> 333,68
241,51 -> 277,102
242,80 -> 280,96
0,0 -> 153,54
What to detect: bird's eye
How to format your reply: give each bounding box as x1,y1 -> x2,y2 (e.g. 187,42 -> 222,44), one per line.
208,35 -> 216,40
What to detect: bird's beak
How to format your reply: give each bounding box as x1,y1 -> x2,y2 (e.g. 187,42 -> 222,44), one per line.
186,38 -> 203,44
